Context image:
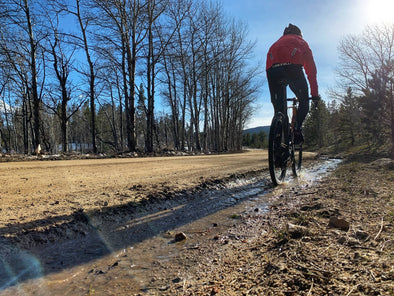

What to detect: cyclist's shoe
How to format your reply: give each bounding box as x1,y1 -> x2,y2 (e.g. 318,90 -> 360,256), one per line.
294,129 -> 304,145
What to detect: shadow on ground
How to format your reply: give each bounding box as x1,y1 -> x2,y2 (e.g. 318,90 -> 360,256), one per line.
0,171 -> 270,290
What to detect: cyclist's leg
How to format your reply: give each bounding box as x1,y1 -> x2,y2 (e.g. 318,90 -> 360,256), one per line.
267,67 -> 289,162
287,65 -> 309,129
267,67 -> 287,116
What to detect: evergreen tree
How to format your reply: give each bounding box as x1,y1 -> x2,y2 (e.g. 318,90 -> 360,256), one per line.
338,87 -> 362,147
337,24 -> 394,154
242,131 -> 267,148
361,68 -> 392,148
304,100 -> 330,148
242,133 -> 251,147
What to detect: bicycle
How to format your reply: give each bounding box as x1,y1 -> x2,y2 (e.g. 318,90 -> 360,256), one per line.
268,96 -> 317,186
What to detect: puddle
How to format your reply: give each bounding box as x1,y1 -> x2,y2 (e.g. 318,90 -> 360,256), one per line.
0,158 -> 341,295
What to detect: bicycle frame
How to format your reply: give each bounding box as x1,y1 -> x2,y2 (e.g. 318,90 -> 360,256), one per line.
287,97 -> 299,145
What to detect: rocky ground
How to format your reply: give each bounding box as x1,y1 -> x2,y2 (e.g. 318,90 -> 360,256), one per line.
0,150 -> 393,295
140,156 -> 394,296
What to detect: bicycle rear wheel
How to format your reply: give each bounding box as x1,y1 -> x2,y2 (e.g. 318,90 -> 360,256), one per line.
269,113 -> 287,186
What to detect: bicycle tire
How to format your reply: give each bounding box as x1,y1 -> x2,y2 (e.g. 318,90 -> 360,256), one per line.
291,142 -> 303,176
269,113 -> 287,186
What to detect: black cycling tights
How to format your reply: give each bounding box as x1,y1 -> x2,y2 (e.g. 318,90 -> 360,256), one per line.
266,64 -> 309,129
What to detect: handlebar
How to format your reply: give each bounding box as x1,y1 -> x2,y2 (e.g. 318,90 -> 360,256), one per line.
287,96 -> 321,102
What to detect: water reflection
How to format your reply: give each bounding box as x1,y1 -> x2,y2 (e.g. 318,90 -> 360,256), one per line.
0,159 -> 341,295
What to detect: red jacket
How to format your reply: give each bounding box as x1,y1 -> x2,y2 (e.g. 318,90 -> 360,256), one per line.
266,34 -> 318,96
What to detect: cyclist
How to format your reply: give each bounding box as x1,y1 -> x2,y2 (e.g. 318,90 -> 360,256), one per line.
266,24 -> 319,144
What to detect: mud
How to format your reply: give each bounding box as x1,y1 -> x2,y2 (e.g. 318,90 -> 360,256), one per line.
0,151 -> 393,295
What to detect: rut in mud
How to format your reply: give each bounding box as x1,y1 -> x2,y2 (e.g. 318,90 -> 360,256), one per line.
0,156 -> 341,295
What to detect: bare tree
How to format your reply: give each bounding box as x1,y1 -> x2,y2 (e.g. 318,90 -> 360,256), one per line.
1,0 -> 45,153
55,0 -> 100,153
24,0 -> 42,152
42,7 -> 86,153
144,0 -> 173,153
338,24 -> 394,154
91,0 -> 150,152
160,1 -> 259,152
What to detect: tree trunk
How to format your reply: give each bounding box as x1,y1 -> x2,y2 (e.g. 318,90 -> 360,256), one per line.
146,23 -> 154,153
76,0 -> 97,153
23,0 -> 40,152
126,18 -> 136,152
390,81 -> 394,157
61,101 -> 68,153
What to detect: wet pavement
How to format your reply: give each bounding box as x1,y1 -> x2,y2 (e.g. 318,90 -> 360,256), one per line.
0,158 -> 341,295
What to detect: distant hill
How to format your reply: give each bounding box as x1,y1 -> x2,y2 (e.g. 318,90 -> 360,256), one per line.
243,126 -> 270,135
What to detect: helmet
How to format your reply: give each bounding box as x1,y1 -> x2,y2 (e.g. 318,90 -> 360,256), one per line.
283,24 -> 302,37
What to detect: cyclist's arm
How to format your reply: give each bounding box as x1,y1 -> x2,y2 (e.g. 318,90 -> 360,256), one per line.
303,48 -> 318,97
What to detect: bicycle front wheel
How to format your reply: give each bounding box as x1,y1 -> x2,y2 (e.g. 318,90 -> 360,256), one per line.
291,143 -> 302,176
269,113 -> 287,186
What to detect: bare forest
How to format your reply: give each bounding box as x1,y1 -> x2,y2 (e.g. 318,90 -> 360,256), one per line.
0,0 -> 260,155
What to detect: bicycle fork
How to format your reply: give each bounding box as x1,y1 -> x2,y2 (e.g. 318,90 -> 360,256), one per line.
288,99 -> 298,145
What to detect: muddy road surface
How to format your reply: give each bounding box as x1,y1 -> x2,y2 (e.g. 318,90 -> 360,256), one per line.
0,150 -> 313,293
1,151 -> 392,295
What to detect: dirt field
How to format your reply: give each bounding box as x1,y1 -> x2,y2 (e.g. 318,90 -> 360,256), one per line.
0,150 -> 393,295
0,150 -> 272,229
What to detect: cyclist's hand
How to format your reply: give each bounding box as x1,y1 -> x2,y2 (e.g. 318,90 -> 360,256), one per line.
311,95 -> 321,109
311,95 -> 321,102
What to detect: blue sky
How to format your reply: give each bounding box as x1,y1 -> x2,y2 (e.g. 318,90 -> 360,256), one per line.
221,0 -> 394,128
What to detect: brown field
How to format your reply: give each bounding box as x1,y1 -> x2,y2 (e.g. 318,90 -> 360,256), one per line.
0,150 -> 274,229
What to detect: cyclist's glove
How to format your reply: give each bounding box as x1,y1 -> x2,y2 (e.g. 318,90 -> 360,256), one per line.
311,95 -> 321,102
311,95 -> 321,109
